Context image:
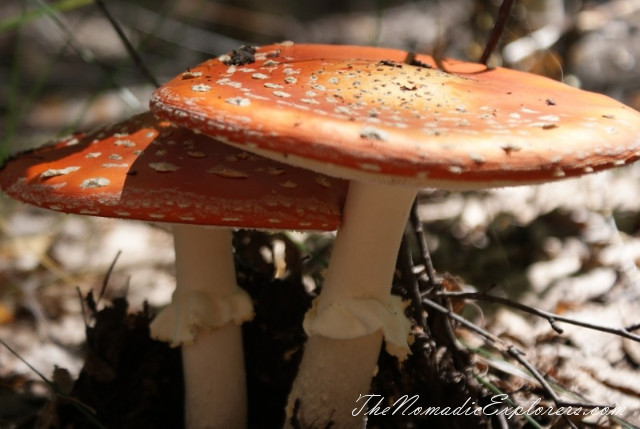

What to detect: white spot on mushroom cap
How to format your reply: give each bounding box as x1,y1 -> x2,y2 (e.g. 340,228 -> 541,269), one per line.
181,71 -> 203,79
114,139 -> 136,147
207,165 -> 249,178
40,166 -> 80,179
252,73 -> 269,79
192,84 -> 212,92
86,152 -> 101,159
80,209 -> 100,215
102,163 -> 129,168
315,176 -> 332,188
267,166 -> 285,175
149,162 -> 180,172
187,151 -> 207,158
335,106 -> 353,115
550,156 -> 562,163
360,126 -> 388,141
217,78 -> 243,88
80,177 -> 110,189
273,91 -> 291,98
469,153 -> 485,164
225,97 -> 251,107
246,93 -> 270,101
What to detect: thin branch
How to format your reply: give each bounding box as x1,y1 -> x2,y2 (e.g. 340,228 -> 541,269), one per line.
94,0 -> 160,87
76,286 -> 89,327
432,290 -> 640,343
399,233 -> 428,329
627,322 -> 640,332
479,0 -> 515,64
97,250 -> 121,305
404,199 -> 470,370
410,198 -> 437,290
0,338 -> 55,388
421,297 -> 615,414
0,337 -> 107,428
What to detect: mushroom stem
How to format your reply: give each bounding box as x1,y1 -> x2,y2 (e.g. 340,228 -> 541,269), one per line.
287,181 -> 417,428
155,224 -> 250,429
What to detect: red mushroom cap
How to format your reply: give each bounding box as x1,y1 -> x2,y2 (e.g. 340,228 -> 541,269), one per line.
0,112 -> 347,230
150,43 -> 640,188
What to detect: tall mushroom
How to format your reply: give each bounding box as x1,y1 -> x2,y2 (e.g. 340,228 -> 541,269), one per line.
149,43 -> 640,427
0,111 -> 348,428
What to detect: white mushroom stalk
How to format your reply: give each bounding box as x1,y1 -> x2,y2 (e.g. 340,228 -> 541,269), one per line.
288,181 -> 416,426
150,224 -> 252,428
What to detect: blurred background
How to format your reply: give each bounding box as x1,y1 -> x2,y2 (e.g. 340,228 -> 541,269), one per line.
1,0 -> 640,426
2,0 -> 640,156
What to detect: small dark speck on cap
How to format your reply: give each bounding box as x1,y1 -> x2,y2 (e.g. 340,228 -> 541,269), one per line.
378,60 -> 402,68
222,45 -> 257,66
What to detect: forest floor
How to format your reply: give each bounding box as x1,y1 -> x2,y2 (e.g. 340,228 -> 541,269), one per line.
1,1 -> 640,428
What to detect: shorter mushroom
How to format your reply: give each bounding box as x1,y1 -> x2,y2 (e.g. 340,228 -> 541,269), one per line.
0,111 -> 348,428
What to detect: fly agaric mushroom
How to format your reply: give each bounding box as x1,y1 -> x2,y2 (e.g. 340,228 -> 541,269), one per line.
0,111 -> 348,429
149,43 -> 640,427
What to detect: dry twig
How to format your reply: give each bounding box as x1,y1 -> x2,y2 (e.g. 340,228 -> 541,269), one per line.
479,0 -> 515,64
431,290 -> 640,343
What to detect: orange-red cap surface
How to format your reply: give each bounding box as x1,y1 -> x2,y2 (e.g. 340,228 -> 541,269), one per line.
0,112 -> 347,230
151,43 -> 640,188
